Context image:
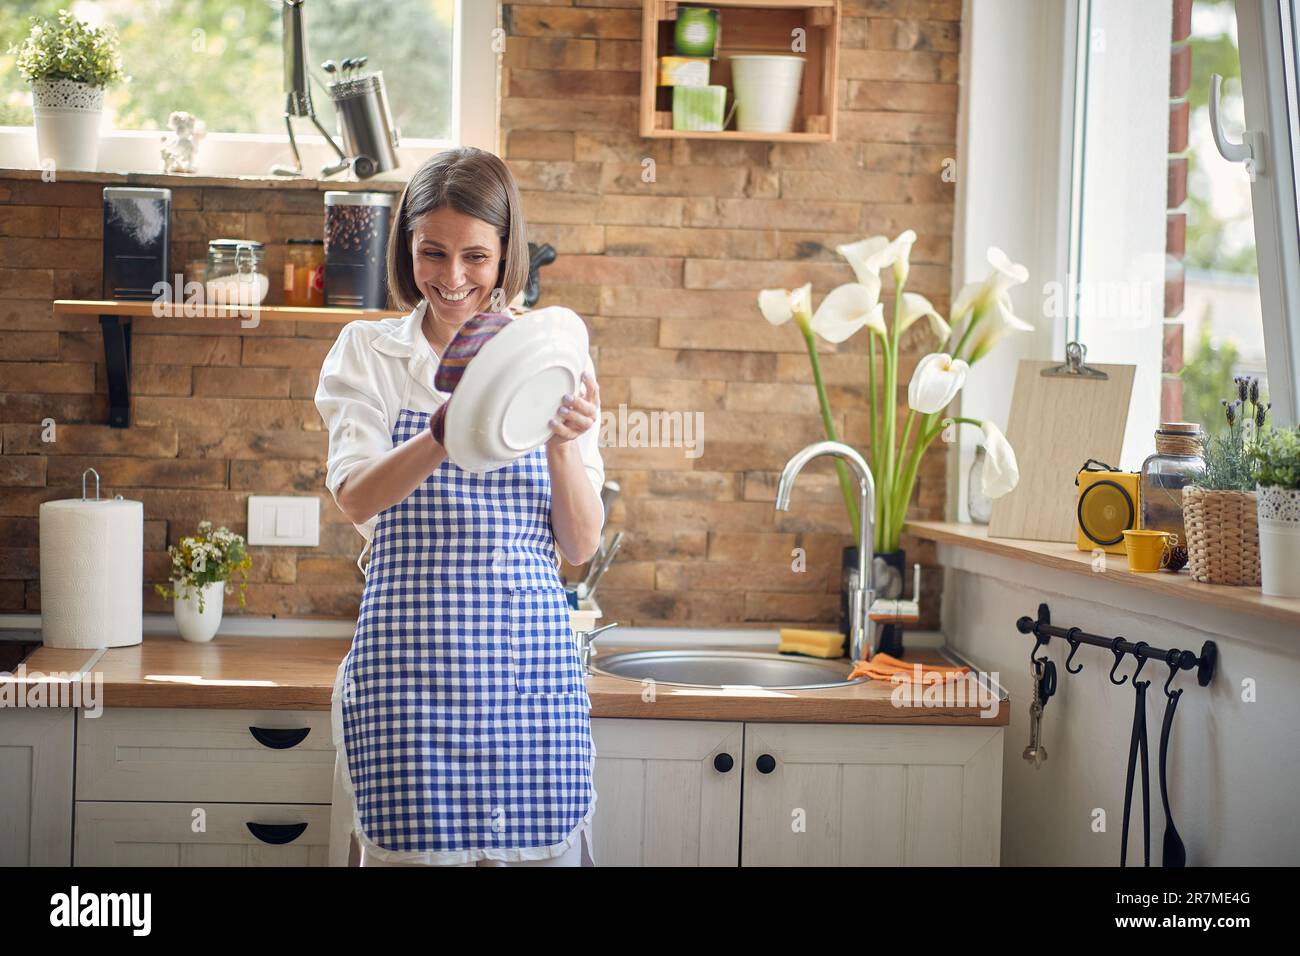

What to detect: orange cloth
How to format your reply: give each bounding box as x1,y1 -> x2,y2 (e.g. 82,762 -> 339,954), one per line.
849,652 -> 970,683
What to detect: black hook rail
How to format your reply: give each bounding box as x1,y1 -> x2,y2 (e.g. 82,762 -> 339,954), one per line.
1016,603 -> 1217,689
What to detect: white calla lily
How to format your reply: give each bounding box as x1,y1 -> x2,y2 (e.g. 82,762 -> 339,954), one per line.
908,353 -> 969,414
836,230 -> 917,286
811,279 -> 885,343
897,292 -> 948,339
980,421 -> 1020,498
968,294 -> 1034,362
758,282 -> 812,328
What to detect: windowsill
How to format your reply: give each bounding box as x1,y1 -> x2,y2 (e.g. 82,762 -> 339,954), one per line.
0,165 -> 406,191
907,520 -> 1300,629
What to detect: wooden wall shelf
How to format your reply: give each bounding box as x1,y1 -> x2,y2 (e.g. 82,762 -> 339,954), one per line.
52,299 -> 401,428
639,0 -> 840,142
53,299 -> 403,324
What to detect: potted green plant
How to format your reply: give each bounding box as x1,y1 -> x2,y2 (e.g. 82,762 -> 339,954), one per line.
1247,423 -> 1300,597
759,235 -> 1024,644
1182,378 -> 1268,585
11,9 -> 125,171
154,521 -> 252,643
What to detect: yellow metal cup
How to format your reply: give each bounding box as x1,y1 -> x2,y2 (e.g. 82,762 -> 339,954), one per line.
1123,529 -> 1178,573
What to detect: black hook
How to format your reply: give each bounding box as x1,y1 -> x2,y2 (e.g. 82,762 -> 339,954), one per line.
1064,627 -> 1084,674
1130,641 -> 1149,683
1164,648 -> 1184,700
1108,637 -> 1129,686
1030,629 -> 1049,668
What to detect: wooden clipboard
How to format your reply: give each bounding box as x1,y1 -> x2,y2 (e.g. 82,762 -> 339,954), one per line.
987,355 -> 1136,543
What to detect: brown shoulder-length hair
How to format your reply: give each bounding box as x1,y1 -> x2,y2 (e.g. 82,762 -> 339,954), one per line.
385,147 -> 529,312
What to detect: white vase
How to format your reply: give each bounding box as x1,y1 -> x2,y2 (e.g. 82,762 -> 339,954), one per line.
31,78 -> 105,172
173,579 -> 225,643
729,54 -> 806,133
1257,485 -> 1300,598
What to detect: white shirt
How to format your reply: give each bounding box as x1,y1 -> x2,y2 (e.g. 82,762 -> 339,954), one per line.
314,299 -> 605,566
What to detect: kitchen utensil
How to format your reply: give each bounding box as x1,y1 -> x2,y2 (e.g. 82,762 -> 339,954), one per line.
440,306 -> 590,473
988,344 -> 1136,543
1120,650 -> 1152,867
327,68 -> 401,178
578,530 -> 624,602
1123,529 -> 1179,572
340,57 -> 355,80
322,59 -> 337,78
1160,655 -> 1187,867
1022,655 -> 1050,768
270,0 -> 350,178
354,55 -> 368,76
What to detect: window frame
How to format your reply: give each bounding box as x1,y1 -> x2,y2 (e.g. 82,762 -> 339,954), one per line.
0,0 -> 498,179
1235,0 -> 1300,426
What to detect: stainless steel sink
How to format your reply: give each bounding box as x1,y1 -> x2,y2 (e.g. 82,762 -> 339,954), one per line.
589,648 -> 867,689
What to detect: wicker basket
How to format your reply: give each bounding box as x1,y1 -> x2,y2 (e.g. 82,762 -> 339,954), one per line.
1181,486 -> 1261,585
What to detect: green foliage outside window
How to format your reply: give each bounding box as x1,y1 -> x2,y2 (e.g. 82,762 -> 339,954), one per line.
1,0 -> 453,139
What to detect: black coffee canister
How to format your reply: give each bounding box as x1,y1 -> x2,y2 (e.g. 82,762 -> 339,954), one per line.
324,190 -> 395,309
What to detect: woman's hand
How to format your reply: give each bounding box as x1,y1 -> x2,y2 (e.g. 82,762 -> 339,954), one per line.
547,371 -> 599,447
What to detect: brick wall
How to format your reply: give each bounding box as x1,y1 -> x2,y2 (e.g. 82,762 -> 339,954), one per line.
503,0 -> 959,627
0,0 -> 960,628
0,171 -> 401,617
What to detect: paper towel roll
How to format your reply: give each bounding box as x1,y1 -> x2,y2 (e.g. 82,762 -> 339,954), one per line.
39,497 -> 144,649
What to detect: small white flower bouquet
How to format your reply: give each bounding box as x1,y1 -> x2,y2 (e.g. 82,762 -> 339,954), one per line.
154,520 -> 252,613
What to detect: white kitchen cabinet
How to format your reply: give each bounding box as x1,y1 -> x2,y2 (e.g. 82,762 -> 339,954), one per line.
592,718 -> 1004,867
591,718 -> 743,866
0,709 -> 75,866
74,802 -> 331,866
740,723 -> 1004,866
74,708 -> 335,866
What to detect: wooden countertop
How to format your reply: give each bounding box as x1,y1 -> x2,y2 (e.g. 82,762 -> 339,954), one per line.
7,635 -> 1009,726
908,519 -> 1300,628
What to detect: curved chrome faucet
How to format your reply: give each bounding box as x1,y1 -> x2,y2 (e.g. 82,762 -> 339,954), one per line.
774,441 -> 875,662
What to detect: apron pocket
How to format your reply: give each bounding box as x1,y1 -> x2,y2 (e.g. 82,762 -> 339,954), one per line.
506,586 -> 584,696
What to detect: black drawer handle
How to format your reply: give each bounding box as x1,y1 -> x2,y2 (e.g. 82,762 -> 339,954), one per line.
713,753 -> 734,773
248,726 -> 311,749
246,822 -> 309,845
756,754 -> 776,774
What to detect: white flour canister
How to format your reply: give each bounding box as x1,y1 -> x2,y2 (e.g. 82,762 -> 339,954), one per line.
38,468 -> 143,649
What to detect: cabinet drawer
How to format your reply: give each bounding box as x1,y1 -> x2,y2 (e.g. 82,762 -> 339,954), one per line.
77,708 -> 335,803
75,801 -> 331,866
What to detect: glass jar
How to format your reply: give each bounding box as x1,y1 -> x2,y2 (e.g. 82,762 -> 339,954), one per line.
206,239 -> 268,307
1139,422 -> 1204,541
968,445 -> 993,524
284,238 -> 325,307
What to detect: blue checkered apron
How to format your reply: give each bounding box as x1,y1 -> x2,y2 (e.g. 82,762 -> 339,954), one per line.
337,407 -> 594,854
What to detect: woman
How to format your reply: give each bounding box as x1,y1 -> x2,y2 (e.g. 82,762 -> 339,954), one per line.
315,147 -> 605,867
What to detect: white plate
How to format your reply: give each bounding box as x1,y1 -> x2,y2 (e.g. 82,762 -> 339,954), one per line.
442,306 -> 590,473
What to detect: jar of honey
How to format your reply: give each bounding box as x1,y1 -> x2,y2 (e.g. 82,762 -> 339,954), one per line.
284,239 -> 325,307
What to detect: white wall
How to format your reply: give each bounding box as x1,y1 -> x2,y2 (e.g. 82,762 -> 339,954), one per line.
940,547 -> 1300,865
951,0 -> 1074,519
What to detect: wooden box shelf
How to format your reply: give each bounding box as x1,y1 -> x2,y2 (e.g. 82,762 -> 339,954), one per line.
639,0 -> 840,142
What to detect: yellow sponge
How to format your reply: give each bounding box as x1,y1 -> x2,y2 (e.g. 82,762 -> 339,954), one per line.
777,627 -> 845,659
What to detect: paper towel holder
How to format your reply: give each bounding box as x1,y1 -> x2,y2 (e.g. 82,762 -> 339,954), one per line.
82,467 -> 100,500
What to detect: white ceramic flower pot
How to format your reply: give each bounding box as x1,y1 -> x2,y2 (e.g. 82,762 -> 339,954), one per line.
1257,485 -> 1300,598
173,579 -> 225,643
30,79 -> 105,172
729,55 -> 805,133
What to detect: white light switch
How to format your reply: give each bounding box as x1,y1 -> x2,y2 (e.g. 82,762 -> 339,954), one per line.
248,495 -> 319,547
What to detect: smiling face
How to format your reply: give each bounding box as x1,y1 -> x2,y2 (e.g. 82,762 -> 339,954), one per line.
409,206 -> 503,347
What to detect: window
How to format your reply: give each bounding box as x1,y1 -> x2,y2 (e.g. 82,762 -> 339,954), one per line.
1063,0 -> 1299,472
0,0 -> 497,176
